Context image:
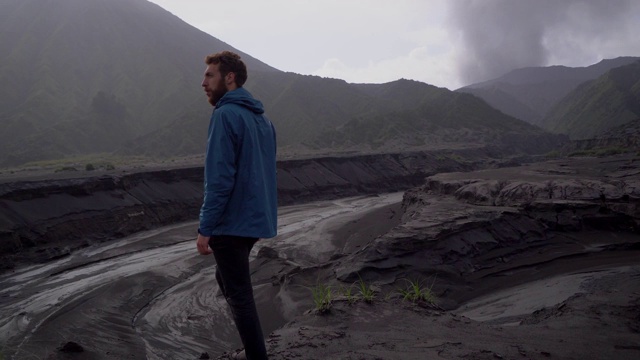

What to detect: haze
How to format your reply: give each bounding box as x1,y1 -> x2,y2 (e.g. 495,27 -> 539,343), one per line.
147,0 -> 640,89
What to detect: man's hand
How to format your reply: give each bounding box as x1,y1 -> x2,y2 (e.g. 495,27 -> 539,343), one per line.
197,233 -> 213,255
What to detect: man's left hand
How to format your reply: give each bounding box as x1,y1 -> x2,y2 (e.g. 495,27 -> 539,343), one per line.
197,233 -> 213,255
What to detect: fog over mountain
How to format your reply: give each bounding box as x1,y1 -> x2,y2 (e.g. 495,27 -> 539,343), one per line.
450,0 -> 640,85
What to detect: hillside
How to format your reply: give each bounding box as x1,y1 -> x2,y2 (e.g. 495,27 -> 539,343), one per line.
1,0 -> 569,168
0,0 -> 277,166
541,61 -> 640,139
125,78 -> 568,160
119,73 -> 401,158
125,78 -> 448,158
457,57 -> 640,125
306,85 -> 567,155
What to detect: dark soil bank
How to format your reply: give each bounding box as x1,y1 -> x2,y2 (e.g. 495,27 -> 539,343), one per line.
0,149 -> 510,268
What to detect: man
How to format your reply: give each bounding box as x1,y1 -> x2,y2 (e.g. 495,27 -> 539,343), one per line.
196,50 -> 277,360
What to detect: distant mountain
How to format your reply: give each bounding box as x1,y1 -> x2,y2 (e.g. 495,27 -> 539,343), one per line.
306,83 -> 566,155
1,0 -> 568,167
457,57 -> 640,125
120,73 -> 408,158
540,61 -> 640,139
126,78 -> 567,159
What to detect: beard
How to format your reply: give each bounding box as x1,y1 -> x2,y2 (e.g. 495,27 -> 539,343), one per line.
207,78 -> 227,106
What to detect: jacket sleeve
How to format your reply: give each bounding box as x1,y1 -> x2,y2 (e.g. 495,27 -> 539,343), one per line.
199,110 -> 237,236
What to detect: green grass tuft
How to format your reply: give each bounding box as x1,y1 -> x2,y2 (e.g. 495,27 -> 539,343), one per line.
340,284 -> 358,305
356,275 -> 375,303
309,282 -> 333,314
398,277 -> 438,305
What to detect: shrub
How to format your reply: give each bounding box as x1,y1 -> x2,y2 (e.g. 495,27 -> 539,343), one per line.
545,150 -> 562,158
85,163 -> 95,171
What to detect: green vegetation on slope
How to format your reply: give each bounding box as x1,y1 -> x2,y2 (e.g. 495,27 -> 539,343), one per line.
541,61 -> 640,139
457,57 -> 640,126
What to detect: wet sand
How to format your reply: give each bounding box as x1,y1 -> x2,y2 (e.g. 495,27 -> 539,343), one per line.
0,194 -> 405,359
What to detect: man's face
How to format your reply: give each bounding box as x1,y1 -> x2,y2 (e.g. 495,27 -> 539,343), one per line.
201,63 -> 227,106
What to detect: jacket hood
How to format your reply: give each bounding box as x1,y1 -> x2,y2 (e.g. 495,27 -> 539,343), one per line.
216,87 -> 264,114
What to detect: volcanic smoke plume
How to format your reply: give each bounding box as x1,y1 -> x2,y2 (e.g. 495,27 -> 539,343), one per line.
448,0 -> 640,84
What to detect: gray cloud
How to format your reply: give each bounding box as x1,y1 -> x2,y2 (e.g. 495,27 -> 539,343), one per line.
449,0 -> 639,85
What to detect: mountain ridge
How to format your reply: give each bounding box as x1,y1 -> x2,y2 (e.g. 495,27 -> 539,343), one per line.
457,57 -> 640,125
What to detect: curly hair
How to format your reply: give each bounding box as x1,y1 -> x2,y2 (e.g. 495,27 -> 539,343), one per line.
205,51 -> 248,86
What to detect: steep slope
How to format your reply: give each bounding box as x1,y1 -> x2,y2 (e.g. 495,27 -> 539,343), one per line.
0,0 -> 277,166
457,57 -> 640,125
541,61 -> 640,139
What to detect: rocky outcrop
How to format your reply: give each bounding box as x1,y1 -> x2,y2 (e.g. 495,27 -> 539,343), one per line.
334,154 -> 640,308
423,175 -> 639,231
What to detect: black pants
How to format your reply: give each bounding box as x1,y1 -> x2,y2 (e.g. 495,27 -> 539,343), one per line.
209,235 -> 267,360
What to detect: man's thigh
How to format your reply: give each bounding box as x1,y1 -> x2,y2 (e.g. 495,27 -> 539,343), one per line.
209,236 -> 258,296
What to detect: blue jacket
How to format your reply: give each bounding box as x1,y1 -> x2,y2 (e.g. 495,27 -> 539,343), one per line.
199,87 -> 277,239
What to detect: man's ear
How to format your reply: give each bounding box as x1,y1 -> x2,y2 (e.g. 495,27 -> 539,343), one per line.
225,72 -> 236,86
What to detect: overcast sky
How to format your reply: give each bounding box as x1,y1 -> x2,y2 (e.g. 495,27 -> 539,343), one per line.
147,0 -> 640,90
